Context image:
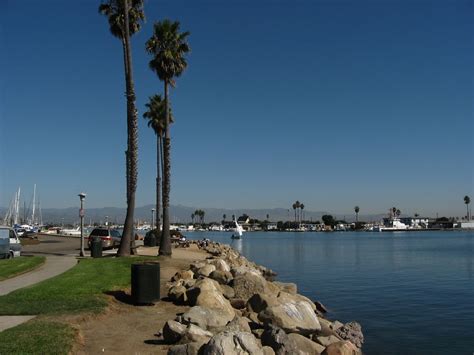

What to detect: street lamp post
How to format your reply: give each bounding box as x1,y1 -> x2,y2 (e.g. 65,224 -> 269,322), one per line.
151,208 -> 156,230
78,193 -> 86,257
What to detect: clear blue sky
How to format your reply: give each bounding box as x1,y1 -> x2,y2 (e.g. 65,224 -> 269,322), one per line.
1,0 -> 472,217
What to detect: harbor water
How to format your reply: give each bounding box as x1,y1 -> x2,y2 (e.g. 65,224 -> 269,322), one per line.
188,230 -> 474,354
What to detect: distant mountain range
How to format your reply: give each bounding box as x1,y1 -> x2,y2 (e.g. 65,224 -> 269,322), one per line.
0,204 -> 388,225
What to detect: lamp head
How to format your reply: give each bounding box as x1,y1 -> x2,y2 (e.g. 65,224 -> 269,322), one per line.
78,192 -> 86,200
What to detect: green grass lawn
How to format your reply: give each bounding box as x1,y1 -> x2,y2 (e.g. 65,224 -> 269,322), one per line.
0,256 -> 46,281
0,320 -> 76,355
0,256 -> 158,315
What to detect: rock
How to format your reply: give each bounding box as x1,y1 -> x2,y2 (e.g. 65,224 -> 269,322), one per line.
315,335 -> 341,347
252,329 -> 264,339
203,330 -> 263,355
277,292 -> 317,311
334,322 -> 363,349
321,341 -> 361,355
163,320 -> 187,343
331,321 -> 344,331
230,298 -> 247,310
247,293 -> 279,313
209,270 -> 233,285
168,341 -> 205,355
225,316 -> 252,333
231,266 -> 262,278
288,333 -> 326,354
214,259 -> 231,272
262,346 -> 276,355
182,279 -> 196,289
261,325 -> 299,355
190,262 -> 207,273
169,285 -> 188,304
186,278 -> 222,305
314,301 -> 328,314
273,282 -> 297,295
182,306 -> 234,330
172,270 -> 195,282
316,318 -> 339,337
198,264 -> 217,277
220,284 -> 236,299
180,324 -> 213,343
258,300 -> 321,335
231,273 -> 270,301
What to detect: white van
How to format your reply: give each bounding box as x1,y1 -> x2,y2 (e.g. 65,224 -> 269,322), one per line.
0,226 -> 22,259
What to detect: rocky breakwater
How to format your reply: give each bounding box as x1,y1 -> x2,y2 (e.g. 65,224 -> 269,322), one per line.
164,242 -> 364,355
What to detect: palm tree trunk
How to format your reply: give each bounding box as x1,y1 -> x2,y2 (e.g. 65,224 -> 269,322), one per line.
159,80 -> 172,256
118,0 -> 138,257
155,133 -> 161,235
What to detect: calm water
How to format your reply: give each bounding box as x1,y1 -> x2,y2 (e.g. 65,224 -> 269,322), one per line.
188,230 -> 474,355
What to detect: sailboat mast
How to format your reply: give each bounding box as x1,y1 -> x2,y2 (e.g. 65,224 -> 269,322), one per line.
31,184 -> 36,224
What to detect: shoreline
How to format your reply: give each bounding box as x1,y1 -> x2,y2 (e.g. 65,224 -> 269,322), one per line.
156,240 -> 364,354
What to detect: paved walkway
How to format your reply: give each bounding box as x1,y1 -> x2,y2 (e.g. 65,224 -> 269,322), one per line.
0,256 -> 77,296
0,255 -> 77,333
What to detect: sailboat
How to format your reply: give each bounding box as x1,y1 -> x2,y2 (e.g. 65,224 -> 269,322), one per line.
231,219 -> 244,239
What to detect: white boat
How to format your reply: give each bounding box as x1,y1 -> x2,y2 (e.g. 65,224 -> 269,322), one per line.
60,227 -> 81,236
379,217 -> 408,232
231,219 -> 244,239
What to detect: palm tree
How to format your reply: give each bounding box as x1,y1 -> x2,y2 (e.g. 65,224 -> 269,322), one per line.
266,214 -> 269,221
464,196 -> 471,220
99,0 -> 144,256
143,94 -> 173,238
232,214 -> 235,221
222,214 -> 226,223
396,209 -> 401,217
392,207 -> 397,217
300,204 -> 305,223
191,213 -> 194,224
146,20 -> 190,256
354,206 -> 360,222
292,203 -> 297,222
414,213 -> 419,218
295,201 -> 301,223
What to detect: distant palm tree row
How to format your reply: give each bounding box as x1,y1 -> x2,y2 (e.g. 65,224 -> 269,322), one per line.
99,0 -> 190,256
292,201 -> 305,223
192,210 -> 205,224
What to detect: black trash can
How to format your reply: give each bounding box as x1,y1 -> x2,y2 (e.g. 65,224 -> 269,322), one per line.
131,262 -> 160,305
91,236 -> 103,258
144,232 -> 156,247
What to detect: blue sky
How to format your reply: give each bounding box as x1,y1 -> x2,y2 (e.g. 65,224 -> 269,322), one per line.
1,0 -> 472,217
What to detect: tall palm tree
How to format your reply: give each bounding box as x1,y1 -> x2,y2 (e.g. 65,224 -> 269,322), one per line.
143,94 -> 173,238
354,206 -> 360,222
223,214 -> 226,223
300,204 -> 305,223
99,0 -> 144,256
396,209 -> 401,217
295,201 -> 301,223
292,203 -> 297,222
191,213 -> 194,224
464,195 -> 471,220
146,20 -> 190,256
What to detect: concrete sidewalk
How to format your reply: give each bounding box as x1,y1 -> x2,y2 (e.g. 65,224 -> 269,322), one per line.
0,256 -> 77,296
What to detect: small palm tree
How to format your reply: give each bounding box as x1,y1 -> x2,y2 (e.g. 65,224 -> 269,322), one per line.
396,209 -> 401,217
143,94 -> 173,237
232,214 -> 235,221
414,213 -> 419,218
146,19 -> 190,256
99,0 -> 144,256
354,206 -> 360,222
464,196 -> 471,220
266,214 -> 269,221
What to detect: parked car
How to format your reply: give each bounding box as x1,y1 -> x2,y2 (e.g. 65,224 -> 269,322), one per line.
87,228 -> 122,249
0,226 -> 22,259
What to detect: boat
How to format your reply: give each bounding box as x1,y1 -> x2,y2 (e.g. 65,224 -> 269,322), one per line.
231,219 -> 244,239
60,226 -> 82,236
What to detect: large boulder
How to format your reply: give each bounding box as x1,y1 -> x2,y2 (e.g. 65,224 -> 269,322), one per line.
220,284 -> 236,299
202,331 -> 263,355
247,293 -> 279,313
198,264 -> 217,277
186,278 -> 222,305
277,292 -> 317,311
288,333 -> 326,354
231,273 -> 272,301
209,270 -> 233,285
273,282 -> 297,295
172,270 -> 195,282
163,320 -> 187,343
180,324 -> 213,344
258,300 -> 321,335
315,335 -> 341,347
169,285 -> 188,304
168,341 -> 206,355
225,316 -> 252,333
214,259 -> 231,272
260,325 -> 299,355
321,341 -> 361,355
335,322 -> 363,349
182,306 -> 234,330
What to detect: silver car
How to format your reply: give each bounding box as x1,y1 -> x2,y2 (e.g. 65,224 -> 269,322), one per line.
88,228 -> 122,249
0,226 -> 22,259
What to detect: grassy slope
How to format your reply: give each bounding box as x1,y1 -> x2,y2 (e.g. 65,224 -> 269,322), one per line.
0,320 -> 76,355
0,256 -> 158,315
0,256 -> 46,281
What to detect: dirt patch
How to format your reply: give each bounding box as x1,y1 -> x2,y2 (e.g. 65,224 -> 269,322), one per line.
70,244 -> 207,355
